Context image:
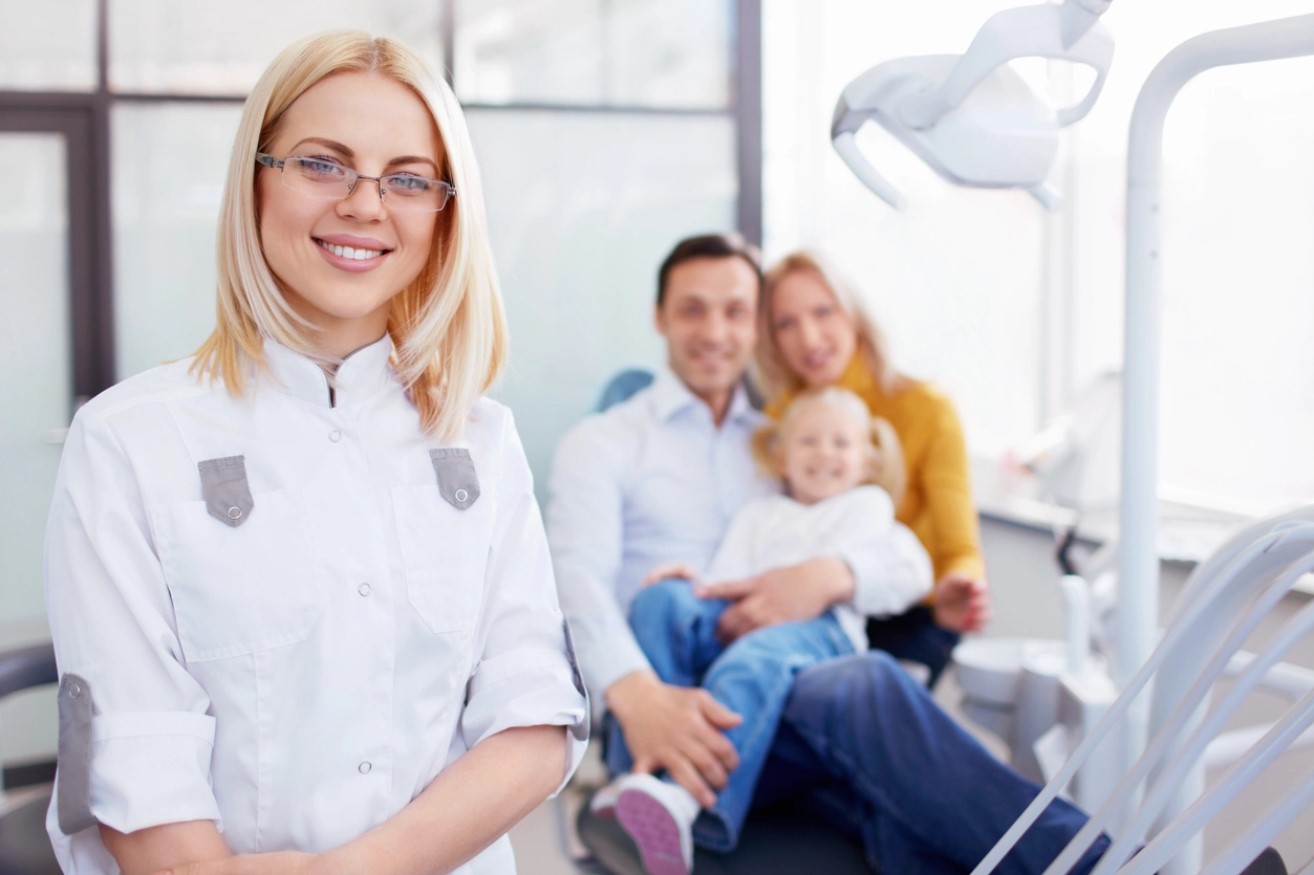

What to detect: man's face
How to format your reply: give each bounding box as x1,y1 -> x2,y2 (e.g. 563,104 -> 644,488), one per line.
655,257 -> 759,410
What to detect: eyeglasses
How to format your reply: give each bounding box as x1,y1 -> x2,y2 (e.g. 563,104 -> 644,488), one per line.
255,153 -> 456,213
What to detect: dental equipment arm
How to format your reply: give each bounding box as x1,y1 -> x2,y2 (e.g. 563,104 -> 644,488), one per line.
832,0 -> 1113,210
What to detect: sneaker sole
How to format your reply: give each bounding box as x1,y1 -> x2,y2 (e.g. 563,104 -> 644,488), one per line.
615,788 -> 691,875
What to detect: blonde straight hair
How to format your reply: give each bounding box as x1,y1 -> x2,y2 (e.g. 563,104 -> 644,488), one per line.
192,31 -> 507,440
751,387 -> 906,507
755,251 -> 906,400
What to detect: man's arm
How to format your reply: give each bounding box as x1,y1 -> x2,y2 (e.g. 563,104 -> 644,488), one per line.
546,416 -> 740,806
705,489 -> 932,640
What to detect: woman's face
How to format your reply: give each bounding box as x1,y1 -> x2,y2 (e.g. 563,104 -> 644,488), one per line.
769,268 -> 858,388
257,71 -> 442,356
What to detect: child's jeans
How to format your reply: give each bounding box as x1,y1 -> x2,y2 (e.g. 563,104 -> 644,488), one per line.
606,578 -> 854,851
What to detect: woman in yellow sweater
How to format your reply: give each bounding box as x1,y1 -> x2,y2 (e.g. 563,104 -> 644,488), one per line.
756,251 -> 990,684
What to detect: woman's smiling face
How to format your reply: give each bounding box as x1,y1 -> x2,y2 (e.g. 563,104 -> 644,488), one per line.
256,70 -> 443,356
769,268 -> 858,388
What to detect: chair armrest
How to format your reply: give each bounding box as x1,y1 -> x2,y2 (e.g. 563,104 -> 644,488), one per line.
0,642 -> 57,700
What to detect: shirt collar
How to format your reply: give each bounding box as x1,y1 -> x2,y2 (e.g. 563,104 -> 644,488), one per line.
261,334 -> 395,409
650,367 -> 761,428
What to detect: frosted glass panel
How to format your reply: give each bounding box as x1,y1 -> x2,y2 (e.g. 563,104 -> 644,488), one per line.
112,103 -> 242,378
0,0 -> 97,90
0,133 -> 69,625
466,110 -> 737,487
110,0 -> 443,94
456,0 -> 733,108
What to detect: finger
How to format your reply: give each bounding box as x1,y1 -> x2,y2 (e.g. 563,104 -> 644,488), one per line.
666,756 -> 717,808
695,722 -> 741,774
697,690 -> 743,730
697,576 -> 756,601
684,743 -> 729,790
631,754 -> 657,775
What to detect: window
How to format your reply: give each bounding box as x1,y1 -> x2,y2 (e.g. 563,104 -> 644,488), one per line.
763,0 -> 1314,516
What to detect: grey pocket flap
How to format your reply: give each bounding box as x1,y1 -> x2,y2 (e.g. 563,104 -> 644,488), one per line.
57,673 -> 96,835
199,455 -> 254,527
430,448 -> 480,510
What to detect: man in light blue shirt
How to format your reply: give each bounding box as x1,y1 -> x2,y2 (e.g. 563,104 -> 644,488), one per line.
547,234 -> 1105,873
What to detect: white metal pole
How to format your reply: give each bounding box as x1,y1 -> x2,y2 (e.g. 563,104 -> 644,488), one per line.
1120,14 -> 1314,872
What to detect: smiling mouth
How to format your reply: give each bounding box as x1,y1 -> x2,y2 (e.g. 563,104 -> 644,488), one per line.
316,238 -> 391,261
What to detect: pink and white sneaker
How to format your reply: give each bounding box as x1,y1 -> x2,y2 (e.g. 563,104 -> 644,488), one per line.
610,772 -> 700,875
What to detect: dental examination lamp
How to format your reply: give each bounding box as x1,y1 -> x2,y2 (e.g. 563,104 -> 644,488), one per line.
832,0 -> 1113,210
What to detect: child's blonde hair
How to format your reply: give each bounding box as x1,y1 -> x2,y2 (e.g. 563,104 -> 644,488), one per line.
191,30 -> 506,440
751,387 -> 906,506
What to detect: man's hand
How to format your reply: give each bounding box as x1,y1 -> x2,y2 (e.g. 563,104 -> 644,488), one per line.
152,853 -> 315,875
700,557 -> 853,644
605,671 -> 741,807
932,573 -> 991,632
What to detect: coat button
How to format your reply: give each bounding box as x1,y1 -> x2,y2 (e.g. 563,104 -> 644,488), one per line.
358,761 -> 372,774
357,582 -> 372,597
329,429 -> 342,443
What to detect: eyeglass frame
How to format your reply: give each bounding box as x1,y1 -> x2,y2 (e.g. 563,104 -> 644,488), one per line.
254,153 -> 457,212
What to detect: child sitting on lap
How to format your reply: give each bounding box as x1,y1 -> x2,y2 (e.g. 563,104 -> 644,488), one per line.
597,386 -> 929,875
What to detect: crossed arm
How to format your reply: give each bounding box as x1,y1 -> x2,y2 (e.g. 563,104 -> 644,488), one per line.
102,724 -> 568,875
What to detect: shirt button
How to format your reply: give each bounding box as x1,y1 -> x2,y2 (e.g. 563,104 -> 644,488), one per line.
227,506 -> 243,521
357,582 -> 372,597
358,761 -> 372,774
328,429 -> 342,443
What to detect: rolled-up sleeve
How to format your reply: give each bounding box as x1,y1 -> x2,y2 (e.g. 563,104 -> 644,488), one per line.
44,407 -> 221,836
545,420 -> 650,705
460,413 -> 588,794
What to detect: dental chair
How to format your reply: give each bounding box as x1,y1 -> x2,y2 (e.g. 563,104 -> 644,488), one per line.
0,642 -> 60,875
972,505 -> 1314,875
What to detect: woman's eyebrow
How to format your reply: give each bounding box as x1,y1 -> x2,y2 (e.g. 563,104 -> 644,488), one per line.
288,137 -> 438,171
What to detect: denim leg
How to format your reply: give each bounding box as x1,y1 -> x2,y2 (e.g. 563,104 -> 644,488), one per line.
605,580 -> 731,777
629,578 -> 730,686
768,651 -> 1108,875
691,615 -> 853,853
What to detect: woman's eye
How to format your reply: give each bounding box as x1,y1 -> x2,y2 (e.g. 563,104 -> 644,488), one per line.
386,174 -> 432,194
774,317 -> 796,332
297,157 -> 346,178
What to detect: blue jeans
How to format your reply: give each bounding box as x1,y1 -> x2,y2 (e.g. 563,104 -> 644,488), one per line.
608,579 -> 854,851
608,592 -> 1108,871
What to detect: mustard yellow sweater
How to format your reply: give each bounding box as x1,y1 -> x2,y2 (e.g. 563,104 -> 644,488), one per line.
766,355 -> 985,585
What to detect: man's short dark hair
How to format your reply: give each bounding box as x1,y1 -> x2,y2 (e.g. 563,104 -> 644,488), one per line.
656,233 -> 763,307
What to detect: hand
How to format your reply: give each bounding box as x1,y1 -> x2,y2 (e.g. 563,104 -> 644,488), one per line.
605,671 -> 742,807
153,852 -> 317,875
701,558 -> 851,644
932,573 -> 991,633
642,562 -> 700,587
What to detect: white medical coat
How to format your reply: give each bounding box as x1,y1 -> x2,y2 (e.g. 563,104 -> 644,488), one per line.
43,336 -> 588,873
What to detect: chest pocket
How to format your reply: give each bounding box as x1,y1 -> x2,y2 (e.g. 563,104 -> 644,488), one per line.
154,488 -> 321,662
390,449 -> 493,636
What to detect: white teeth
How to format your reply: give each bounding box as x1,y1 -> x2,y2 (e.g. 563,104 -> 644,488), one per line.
318,240 -> 384,260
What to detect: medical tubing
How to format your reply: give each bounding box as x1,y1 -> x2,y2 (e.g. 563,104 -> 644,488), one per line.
1087,579 -> 1314,875
1133,690 -> 1314,875
1197,722 -> 1314,875
968,533 -> 1282,875
1050,544 -> 1314,875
